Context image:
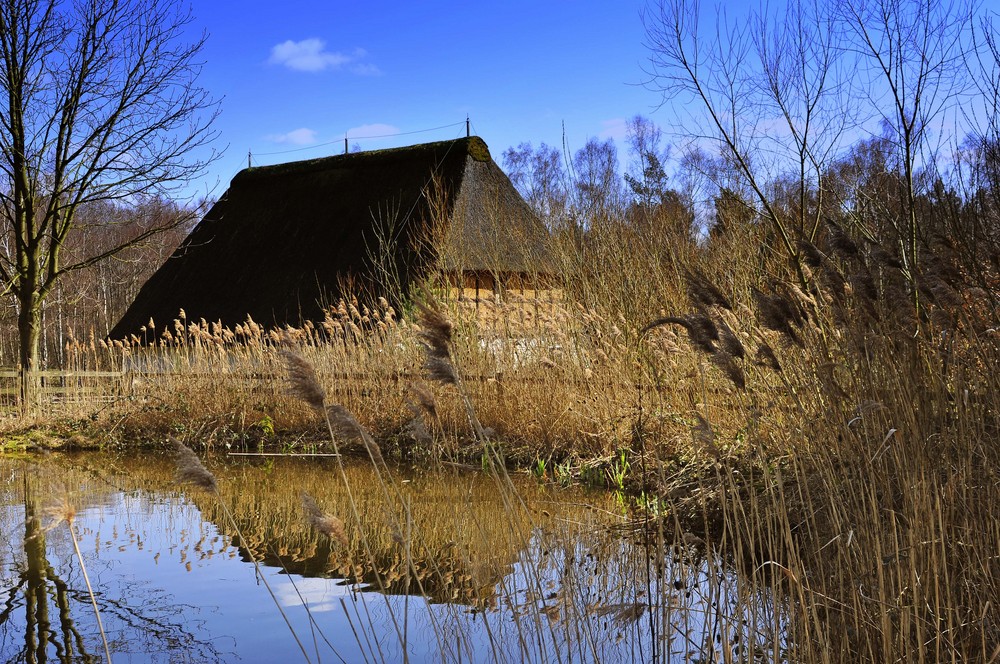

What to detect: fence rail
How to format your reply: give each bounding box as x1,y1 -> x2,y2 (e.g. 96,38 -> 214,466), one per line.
0,370 -> 125,378
0,366 -> 619,409
0,369 -> 127,404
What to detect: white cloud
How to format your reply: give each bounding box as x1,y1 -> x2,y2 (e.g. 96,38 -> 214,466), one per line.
273,577 -> 353,613
265,127 -> 318,145
345,123 -> 400,139
350,62 -> 382,76
598,118 -> 628,142
268,39 -> 377,74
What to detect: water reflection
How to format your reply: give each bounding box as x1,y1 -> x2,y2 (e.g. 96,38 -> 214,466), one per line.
1,464 -> 234,663
0,452 -> 785,662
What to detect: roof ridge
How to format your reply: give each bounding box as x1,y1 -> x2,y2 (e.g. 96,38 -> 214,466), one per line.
235,136 -> 490,183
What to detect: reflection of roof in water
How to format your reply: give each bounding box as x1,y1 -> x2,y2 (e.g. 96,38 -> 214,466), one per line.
199,458 -> 549,607
240,538 -> 511,607
3,453 -> 789,663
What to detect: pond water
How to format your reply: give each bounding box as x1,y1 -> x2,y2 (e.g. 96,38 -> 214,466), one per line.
0,452 -> 785,663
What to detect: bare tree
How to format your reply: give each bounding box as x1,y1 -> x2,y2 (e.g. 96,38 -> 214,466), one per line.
839,0 -> 978,280
966,15 -> 1000,208
572,137 -> 624,222
502,142 -> 569,225
949,16 -> 1000,313
0,0 -> 218,380
642,0 -> 808,279
755,0 -> 849,241
624,114 -> 672,210
643,0 -> 985,301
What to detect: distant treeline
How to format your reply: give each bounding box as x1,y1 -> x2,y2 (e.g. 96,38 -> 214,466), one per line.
0,197 -> 197,367
11,112 -> 998,368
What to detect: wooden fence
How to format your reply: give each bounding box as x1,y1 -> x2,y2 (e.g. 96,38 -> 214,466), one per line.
0,366 -> 602,411
0,369 -> 128,406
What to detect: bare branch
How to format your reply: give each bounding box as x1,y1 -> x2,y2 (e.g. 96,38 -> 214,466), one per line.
0,0 -> 218,373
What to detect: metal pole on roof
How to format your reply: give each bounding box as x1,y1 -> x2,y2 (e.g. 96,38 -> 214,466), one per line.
247,150 -> 251,168
466,116 -> 470,137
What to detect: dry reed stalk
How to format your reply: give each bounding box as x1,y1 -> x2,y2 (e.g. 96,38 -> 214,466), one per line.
37,186 -> 1000,658
47,497 -> 113,664
167,436 -> 313,663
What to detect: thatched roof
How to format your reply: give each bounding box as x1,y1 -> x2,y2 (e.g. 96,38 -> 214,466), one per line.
111,137 -> 551,337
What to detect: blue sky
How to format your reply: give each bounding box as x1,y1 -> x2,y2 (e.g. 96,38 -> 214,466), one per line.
185,0 -> 664,198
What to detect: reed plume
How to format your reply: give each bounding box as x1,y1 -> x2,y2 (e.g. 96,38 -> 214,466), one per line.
417,301 -> 458,385
825,219 -> 860,258
425,355 -> 459,385
752,288 -> 804,347
302,492 -> 349,547
407,382 -> 438,420
869,243 -> 904,269
280,349 -> 326,412
327,404 -> 384,464
716,318 -> 745,359
754,342 -> 783,374
642,313 -> 718,355
403,411 -> 432,446
849,271 -> 879,305
416,300 -> 454,353
711,352 -> 746,390
685,269 -> 732,310
168,435 -> 218,493
797,239 -> 827,269
643,310 -> 745,388
692,414 -> 722,460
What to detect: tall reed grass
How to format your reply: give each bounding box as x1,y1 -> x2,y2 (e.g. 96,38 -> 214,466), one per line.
6,190 -> 999,661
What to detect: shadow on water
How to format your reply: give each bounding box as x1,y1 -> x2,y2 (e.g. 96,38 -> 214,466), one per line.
0,452 -> 787,663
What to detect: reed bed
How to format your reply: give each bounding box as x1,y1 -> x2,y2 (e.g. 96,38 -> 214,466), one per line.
3,196 -> 999,661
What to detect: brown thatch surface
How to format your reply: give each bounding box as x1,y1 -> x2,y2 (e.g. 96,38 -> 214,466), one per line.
111,137 -> 550,337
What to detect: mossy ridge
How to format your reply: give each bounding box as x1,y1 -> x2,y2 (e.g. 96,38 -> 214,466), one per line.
237,136 -> 490,181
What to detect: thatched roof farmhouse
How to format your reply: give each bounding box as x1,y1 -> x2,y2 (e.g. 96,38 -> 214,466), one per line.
111,136 -> 551,338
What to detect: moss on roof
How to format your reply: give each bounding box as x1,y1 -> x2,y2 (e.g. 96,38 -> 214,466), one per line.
238,136 -> 492,180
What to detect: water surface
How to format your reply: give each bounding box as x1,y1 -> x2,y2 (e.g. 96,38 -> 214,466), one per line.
0,452 -> 784,663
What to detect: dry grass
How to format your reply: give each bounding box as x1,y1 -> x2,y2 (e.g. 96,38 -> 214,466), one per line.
3,194 -> 998,661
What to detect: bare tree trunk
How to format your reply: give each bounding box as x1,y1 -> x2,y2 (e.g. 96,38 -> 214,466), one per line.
17,287 -> 41,406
